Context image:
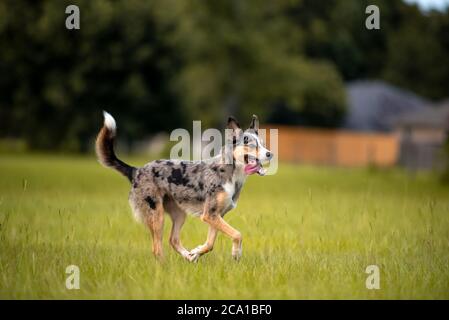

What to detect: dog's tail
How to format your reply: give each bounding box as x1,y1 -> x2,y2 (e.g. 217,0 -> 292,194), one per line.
95,111 -> 136,182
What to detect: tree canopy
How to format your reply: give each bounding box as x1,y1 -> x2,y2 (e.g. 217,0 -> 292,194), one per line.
0,0 -> 447,151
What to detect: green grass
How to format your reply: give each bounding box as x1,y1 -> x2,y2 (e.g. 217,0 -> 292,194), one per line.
0,154 -> 448,299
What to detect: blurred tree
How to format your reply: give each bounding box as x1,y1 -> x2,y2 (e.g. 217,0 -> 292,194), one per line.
0,0 -> 183,151
155,0 -> 346,128
1,0 -> 448,151
383,7 -> 449,99
290,0 -> 449,100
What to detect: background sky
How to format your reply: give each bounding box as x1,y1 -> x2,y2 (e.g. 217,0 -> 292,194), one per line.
405,0 -> 449,10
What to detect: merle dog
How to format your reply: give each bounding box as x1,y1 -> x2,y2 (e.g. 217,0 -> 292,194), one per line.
96,112 -> 273,262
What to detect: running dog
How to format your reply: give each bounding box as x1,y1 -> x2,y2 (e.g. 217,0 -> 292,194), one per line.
95,112 -> 273,262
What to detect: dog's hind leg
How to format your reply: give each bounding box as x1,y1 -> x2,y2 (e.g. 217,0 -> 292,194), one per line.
141,196 -> 165,260
165,200 -> 191,261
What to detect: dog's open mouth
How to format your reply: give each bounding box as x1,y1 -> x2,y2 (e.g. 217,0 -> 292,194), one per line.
244,160 -> 266,176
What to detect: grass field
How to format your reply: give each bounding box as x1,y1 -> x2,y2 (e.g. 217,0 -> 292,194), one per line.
0,154 -> 448,299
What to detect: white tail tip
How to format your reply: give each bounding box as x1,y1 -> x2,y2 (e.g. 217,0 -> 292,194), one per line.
103,111 -> 116,131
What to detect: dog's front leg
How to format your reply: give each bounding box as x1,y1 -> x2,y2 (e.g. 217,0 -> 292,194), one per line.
190,193 -> 243,262
201,214 -> 242,260
199,192 -> 243,261
188,226 -> 218,262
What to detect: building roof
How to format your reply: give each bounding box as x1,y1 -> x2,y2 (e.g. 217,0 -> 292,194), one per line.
343,80 -> 431,132
395,100 -> 449,129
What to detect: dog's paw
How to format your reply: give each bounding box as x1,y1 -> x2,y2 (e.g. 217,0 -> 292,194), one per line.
232,248 -> 242,261
190,246 -> 203,255
186,251 -> 200,263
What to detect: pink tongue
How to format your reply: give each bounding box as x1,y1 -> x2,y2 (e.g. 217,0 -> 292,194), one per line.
244,163 -> 260,175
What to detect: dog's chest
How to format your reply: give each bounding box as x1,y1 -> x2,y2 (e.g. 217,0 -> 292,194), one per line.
222,174 -> 245,209
223,181 -> 236,200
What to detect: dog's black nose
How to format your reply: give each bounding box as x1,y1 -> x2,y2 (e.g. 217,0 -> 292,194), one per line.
266,152 -> 272,159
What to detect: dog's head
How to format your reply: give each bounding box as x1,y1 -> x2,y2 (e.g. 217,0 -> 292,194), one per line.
227,115 -> 273,176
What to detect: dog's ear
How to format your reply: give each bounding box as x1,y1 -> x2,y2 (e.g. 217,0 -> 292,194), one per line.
249,114 -> 259,134
227,116 -> 241,130
226,116 -> 243,145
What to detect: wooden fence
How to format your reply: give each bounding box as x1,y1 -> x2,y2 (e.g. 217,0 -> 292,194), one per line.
262,125 -> 399,167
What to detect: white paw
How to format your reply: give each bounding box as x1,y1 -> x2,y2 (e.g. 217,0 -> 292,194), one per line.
190,246 -> 203,255
232,248 -> 242,261
186,252 -> 200,263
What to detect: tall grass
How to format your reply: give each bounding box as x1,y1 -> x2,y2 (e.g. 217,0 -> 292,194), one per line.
0,154 -> 448,299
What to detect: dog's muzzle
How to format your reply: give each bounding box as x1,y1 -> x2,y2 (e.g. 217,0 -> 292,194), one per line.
244,157 -> 267,176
